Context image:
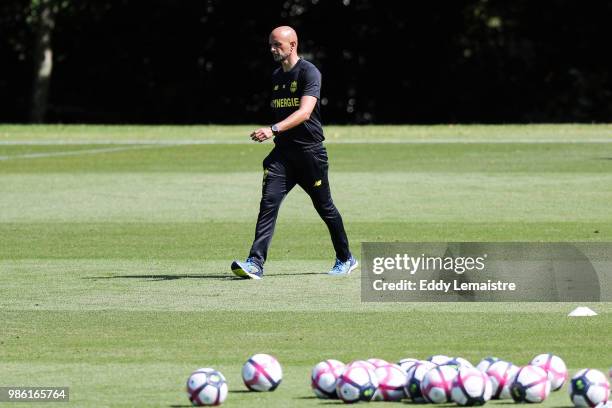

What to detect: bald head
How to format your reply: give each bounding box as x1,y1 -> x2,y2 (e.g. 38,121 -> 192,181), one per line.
270,26 -> 298,44
269,26 -> 298,64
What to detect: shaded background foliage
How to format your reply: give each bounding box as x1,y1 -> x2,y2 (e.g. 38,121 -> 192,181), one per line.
1,0 -> 611,124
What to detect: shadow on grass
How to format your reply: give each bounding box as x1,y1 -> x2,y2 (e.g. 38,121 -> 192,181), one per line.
84,272 -> 322,281
494,403 -> 572,407
228,390 -> 255,394
84,274 -> 242,281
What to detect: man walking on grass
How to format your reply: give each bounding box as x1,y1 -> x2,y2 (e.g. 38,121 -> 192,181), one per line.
231,26 -> 357,279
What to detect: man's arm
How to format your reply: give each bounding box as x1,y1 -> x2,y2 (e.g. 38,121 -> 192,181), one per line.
250,95 -> 317,143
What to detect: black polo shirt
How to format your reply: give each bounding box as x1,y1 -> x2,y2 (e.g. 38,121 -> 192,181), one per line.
270,59 -> 324,148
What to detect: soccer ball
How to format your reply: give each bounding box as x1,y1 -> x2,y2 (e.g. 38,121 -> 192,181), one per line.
569,369 -> 610,407
373,364 -> 408,401
477,357 -> 500,372
421,364 -> 458,403
454,357 -> 475,369
346,360 -> 377,371
398,357 -> 420,374
530,353 -> 568,391
452,367 -> 493,406
186,368 -> 228,406
367,358 -> 390,368
510,365 -> 551,403
428,354 -> 452,365
444,357 -> 475,371
486,360 -> 519,399
336,365 -> 378,403
311,359 -> 345,399
405,361 -> 437,402
241,354 -> 283,391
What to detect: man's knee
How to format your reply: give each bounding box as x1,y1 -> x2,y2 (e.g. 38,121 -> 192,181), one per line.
261,194 -> 283,209
313,199 -> 338,217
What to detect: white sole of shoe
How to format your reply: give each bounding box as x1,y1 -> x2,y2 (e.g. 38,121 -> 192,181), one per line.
231,262 -> 262,280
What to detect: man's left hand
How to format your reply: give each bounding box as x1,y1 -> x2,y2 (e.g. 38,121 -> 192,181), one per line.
250,127 -> 274,143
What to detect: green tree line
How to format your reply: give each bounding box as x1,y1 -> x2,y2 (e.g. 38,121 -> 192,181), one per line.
1,0 -> 611,123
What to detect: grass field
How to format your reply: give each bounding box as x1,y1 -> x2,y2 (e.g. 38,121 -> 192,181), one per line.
1,124 -> 611,407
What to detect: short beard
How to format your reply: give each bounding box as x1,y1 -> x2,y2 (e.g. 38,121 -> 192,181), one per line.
272,53 -> 288,62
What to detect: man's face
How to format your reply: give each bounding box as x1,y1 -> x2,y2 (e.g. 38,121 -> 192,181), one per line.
269,35 -> 292,62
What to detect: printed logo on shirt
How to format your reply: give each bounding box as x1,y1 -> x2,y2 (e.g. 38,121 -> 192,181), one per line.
290,80 -> 298,93
271,98 -> 300,108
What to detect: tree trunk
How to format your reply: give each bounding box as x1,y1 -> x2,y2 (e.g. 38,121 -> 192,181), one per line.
30,0 -> 55,123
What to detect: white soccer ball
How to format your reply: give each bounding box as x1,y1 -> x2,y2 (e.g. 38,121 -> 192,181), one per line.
455,357 -> 475,369
530,353 -> 569,391
486,360 -> 519,399
311,359 -> 345,399
406,361 -> 437,402
477,357 -> 501,372
367,358 -> 390,368
373,364 -> 408,401
241,353 -> 282,392
428,354 -> 452,365
510,365 -> 551,403
336,366 -> 378,403
187,368 -> 228,406
444,357 -> 475,372
569,369 -> 610,407
398,357 -> 420,374
346,360 -> 377,371
421,364 -> 458,403
452,367 -> 493,406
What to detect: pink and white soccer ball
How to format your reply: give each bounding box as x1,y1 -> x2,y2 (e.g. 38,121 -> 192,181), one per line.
428,354 -> 453,365
186,368 -> 228,406
451,367 -> 493,406
454,357 -> 475,369
346,360 -> 377,371
336,365 -> 378,403
477,357 -> 501,372
398,357 -> 420,374
311,359 -> 345,399
373,364 -> 408,402
406,360 -> 437,402
421,364 -> 458,403
486,360 -> 519,399
443,357 -> 475,372
569,369 -> 610,408
530,353 -> 569,391
241,353 -> 283,392
367,358 -> 390,368
510,365 -> 551,403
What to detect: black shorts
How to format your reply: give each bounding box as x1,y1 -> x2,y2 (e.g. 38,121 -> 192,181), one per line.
262,143 -> 329,195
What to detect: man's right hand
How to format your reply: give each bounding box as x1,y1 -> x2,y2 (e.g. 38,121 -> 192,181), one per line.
250,127 -> 274,143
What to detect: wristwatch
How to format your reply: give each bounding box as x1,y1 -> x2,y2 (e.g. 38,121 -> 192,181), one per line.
270,124 -> 280,136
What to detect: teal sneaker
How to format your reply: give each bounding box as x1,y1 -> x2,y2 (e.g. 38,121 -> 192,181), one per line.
327,255 -> 358,276
231,257 -> 263,279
